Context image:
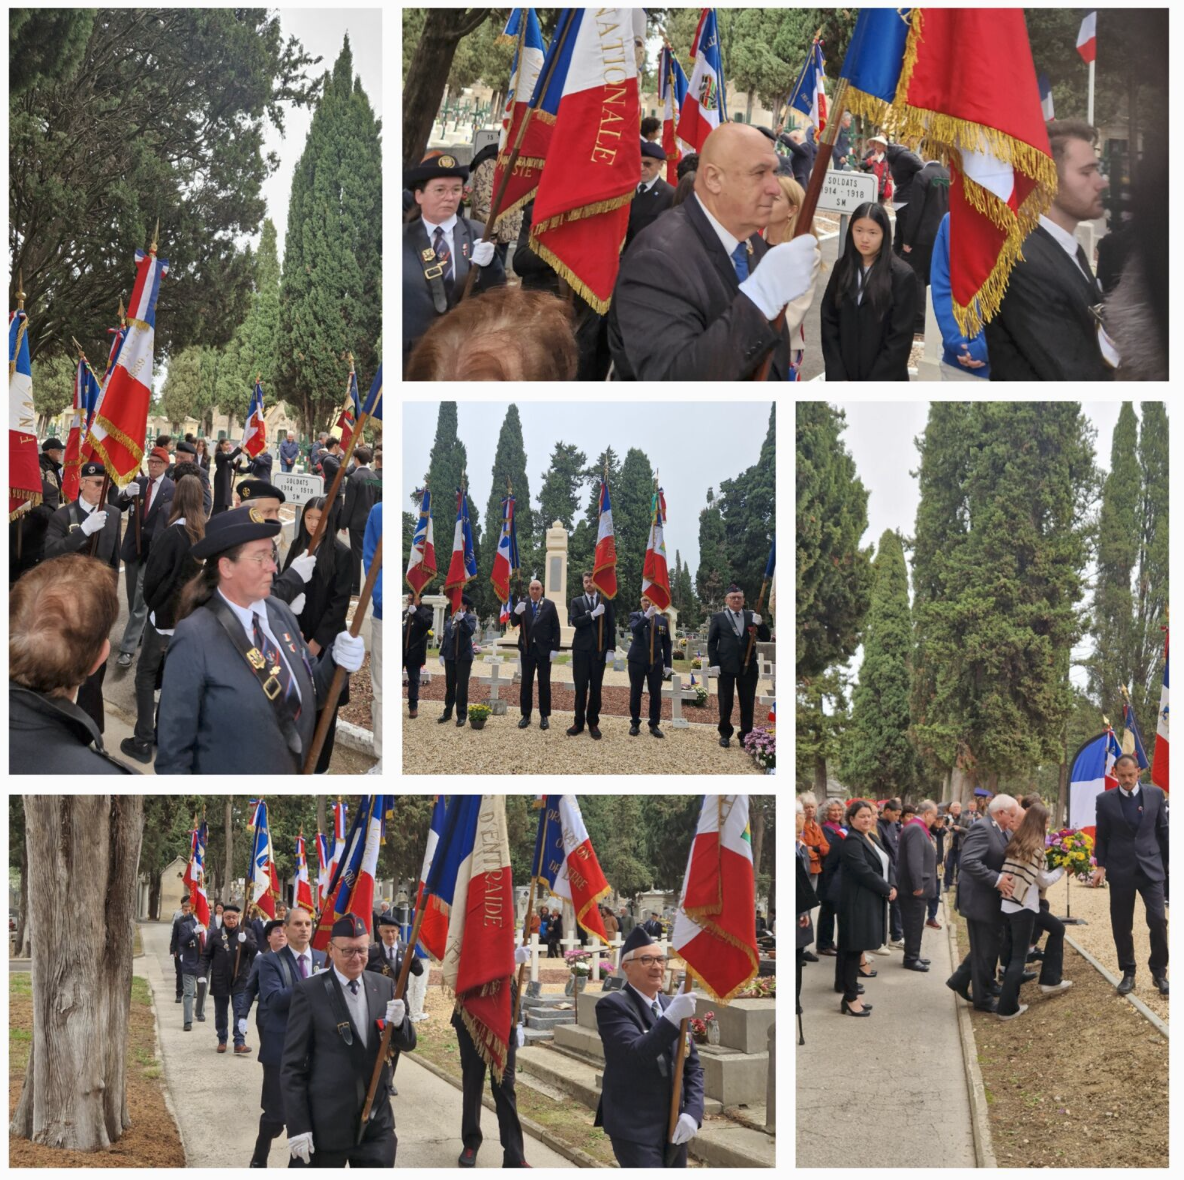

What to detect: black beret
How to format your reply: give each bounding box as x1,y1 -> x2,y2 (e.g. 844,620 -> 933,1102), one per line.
641,140 -> 667,161
405,150 -> 469,187
263,919 -> 285,939
332,913 -> 369,939
377,910 -> 399,928
42,438 -> 64,452
222,904 -> 241,914
80,461 -> 105,478
726,583 -> 744,594
238,479 -> 286,504
460,593 -> 474,607
190,505 -> 281,560
175,441 -> 197,456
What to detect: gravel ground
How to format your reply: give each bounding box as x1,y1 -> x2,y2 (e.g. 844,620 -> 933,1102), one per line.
402,707 -> 765,776
1041,873 -> 1169,1024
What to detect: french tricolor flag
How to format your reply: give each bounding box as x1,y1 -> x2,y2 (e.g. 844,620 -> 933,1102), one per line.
1076,11 -> 1097,64
591,477 -> 617,599
491,493 -> 519,607
347,797 -> 390,934
499,9 -> 546,153
1069,728 -> 1122,837
295,834 -> 315,914
406,486 -> 437,595
327,801 -> 348,891
242,380 -> 266,457
415,795 -> 450,961
533,796 -> 610,941
1152,632 -> 1169,791
1038,73 -> 1055,121
677,8 -> 727,152
789,39 -> 828,133
658,45 -> 690,185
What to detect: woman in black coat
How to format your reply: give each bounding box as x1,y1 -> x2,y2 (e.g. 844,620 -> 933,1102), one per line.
212,439 -> 243,514
837,799 -> 897,1016
819,201 -> 918,380
281,496 -> 353,774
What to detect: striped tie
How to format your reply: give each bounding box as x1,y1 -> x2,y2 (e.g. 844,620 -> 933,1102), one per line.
433,226 -> 454,286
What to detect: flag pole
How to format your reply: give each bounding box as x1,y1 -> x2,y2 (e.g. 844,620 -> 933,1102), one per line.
597,460 -> 607,653
1087,58 -> 1095,126
460,13 -> 577,302
649,476 -> 659,664
513,804 -> 549,1031
301,536 -> 382,773
755,75 -> 849,381
743,575 -> 770,670
664,974 -> 693,1164
455,472 -> 466,659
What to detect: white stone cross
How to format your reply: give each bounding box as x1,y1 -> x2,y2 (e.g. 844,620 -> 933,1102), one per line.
475,655 -> 509,715
527,932 -> 542,983
758,652 -> 776,716
661,673 -> 701,729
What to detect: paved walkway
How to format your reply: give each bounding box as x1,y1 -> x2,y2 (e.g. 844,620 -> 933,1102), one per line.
139,921 -> 572,1168
795,893 -> 976,1167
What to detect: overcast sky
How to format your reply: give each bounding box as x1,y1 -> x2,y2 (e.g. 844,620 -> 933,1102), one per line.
402,401 -> 775,574
831,400 -> 1141,692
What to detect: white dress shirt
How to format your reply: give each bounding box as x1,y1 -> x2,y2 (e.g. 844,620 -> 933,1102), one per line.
293,948 -> 312,979
422,213 -> 459,265
625,981 -> 663,1022
1038,215 -> 1098,286
693,193 -> 742,261
1119,782 -> 1142,801
334,967 -> 368,1048
638,174 -> 661,195
216,590 -> 302,703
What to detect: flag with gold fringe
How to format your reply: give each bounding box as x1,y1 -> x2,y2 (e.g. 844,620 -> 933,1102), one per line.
839,8 -> 1056,337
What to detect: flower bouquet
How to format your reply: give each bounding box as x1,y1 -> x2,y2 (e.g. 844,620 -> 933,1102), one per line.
1045,827 -> 1095,882
743,726 -> 775,772
737,976 -> 776,999
688,1011 -> 716,1044
690,684 -> 709,707
691,657 -> 703,670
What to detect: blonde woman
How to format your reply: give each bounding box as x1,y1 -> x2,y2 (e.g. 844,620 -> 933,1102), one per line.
764,174 -> 817,380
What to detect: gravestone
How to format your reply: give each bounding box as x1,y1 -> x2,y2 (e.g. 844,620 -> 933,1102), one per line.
475,655 -> 510,715
544,520 -> 576,647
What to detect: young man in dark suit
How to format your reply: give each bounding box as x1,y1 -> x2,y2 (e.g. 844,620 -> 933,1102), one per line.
509,578 -> 561,730
625,141 -> 675,252
568,571 -> 616,739
707,584 -> 771,748
1092,754 -> 1169,995
626,594 -> 671,739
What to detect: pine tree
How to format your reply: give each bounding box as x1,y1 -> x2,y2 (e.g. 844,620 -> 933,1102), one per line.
427,402 -> 482,611
696,489 -> 730,615
839,530 -> 916,797
1133,402 -> 1169,750
277,36 -> 381,438
480,405 -> 534,613
718,404 -> 776,604
536,443 -> 587,554
795,402 -> 872,679
613,448 -> 656,611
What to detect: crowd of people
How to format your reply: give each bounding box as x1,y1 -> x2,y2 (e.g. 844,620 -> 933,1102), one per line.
9,429 -> 383,775
403,105 -> 1161,381
796,760 -> 1168,1027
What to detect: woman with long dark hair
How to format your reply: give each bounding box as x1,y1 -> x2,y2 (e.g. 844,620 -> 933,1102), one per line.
194,437 -> 211,473
281,495 -> 353,774
819,201 -> 917,380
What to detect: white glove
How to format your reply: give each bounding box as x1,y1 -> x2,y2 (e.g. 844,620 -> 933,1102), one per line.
333,631 -> 365,672
514,945 -> 531,965
471,239 -> 496,267
237,931 -> 247,944
289,593 -> 306,615
751,613 -> 762,625
125,483 -> 141,497
606,650 -> 615,665
454,608 -> 465,620
516,1023 -> 526,1048
549,650 -> 560,662
385,998 -> 406,1026
738,235 -> 822,319
80,508 -> 109,536
709,665 -> 721,676
291,552 -> 317,583
237,1017 -> 248,1035
407,604 -> 417,617
590,602 -> 605,619
662,990 -> 697,1025
664,666 -> 673,676
672,1112 -> 699,1145
645,605 -> 657,618
288,1132 -> 315,1164
439,654 -> 445,666
515,601 -> 527,616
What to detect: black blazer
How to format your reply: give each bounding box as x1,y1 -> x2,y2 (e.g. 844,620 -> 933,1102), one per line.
43,499 -> 121,570
608,195 -> 791,381
342,467 -> 381,532
117,472 -> 174,562
708,609 -> 771,678
213,446 -> 242,511
819,251 -> 917,380
796,845 -> 820,950
876,816 -> 901,867
955,818 -> 1010,923
838,830 -> 895,952
142,521 -> 200,631
293,537 -> 353,655
510,597 -> 561,660
569,592 -> 616,654
625,178 -> 675,250
627,611 -> 672,668
986,225 -> 1110,381
898,822 -> 938,898
402,604 -> 432,667
898,161 -> 950,277
9,685 -> 134,775
1095,785 -> 1168,886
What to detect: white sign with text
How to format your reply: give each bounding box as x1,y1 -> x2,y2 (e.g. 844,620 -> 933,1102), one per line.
817,170 -> 879,214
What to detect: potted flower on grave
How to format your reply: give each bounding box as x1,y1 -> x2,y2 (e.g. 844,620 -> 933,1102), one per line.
690,683 -> 709,708
691,656 -> 703,670
564,949 -> 592,994
467,703 -> 491,731
688,1010 -> 718,1044
742,726 -> 775,772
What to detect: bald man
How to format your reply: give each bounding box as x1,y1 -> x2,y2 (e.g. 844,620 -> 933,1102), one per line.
608,123 -> 821,381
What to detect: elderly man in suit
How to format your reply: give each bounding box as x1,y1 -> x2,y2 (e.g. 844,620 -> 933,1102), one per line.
568,571 -> 616,739
509,578 -> 561,731
987,119 -> 1112,380
625,141 -> 675,252
876,799 -> 905,947
946,794 -> 1021,1012
594,926 -> 705,1166
403,151 -> 506,373
707,584 -> 772,749
1091,754 -> 1169,996
402,593 -> 432,719
898,799 -> 940,971
609,122 -> 820,380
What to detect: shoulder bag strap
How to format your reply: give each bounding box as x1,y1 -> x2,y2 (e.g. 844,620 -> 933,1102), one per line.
412,219 -> 450,314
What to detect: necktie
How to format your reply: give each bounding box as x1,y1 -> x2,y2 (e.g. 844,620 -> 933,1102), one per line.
637,182 -> 645,195
731,242 -> 749,281
432,226 -> 454,286
252,612 -> 300,720
298,954 -> 308,979
651,1000 -> 661,1021
1075,244 -> 1099,291
348,979 -> 359,996
145,478 -> 154,516
532,601 -> 538,620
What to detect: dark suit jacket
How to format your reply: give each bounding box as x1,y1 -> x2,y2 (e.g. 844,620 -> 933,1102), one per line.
243,450 -> 273,483
608,195 -> 791,381
117,472 -> 174,562
440,611 -> 477,662
257,945 -> 326,1066
43,499 -> 121,569
898,161 -> 950,278
321,453 -> 343,496
402,605 -> 432,667
213,446 -> 243,511
594,986 -> 704,1146
819,251 -> 918,380
627,611 -> 672,668
625,178 -> 675,250
898,821 -> 938,898
838,830 -> 895,951
886,142 -> 924,208
293,537 -> 353,658
570,592 -> 616,654
510,597 -> 561,660
365,941 -> 424,982
707,610 -> 771,678
876,816 -> 901,867
955,817 -> 1010,923
403,216 -> 507,370
342,467 -> 381,532
1095,784 -> 1168,885
986,225 -> 1110,381
281,968 -> 415,1152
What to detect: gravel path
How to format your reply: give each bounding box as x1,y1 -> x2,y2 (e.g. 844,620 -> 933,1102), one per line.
1041,874 -> 1169,1024
402,707 -> 765,776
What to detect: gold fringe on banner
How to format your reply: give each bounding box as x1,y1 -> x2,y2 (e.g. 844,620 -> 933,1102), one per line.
9,487 -> 41,522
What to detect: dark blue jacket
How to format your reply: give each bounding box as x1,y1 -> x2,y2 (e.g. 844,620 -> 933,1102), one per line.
279,439 -> 301,467
175,915 -> 204,975
257,945 -> 327,1066
441,611 -> 477,662
594,986 -> 705,1145
627,611 -> 672,669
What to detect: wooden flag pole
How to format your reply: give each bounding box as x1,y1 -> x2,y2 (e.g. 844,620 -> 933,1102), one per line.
597,462 -> 606,653
512,806 -> 550,1031
664,974 -> 694,1162
306,399 -> 374,559
301,536 -> 382,774
743,577 -> 770,670
460,13 -> 576,302
755,75 -> 849,382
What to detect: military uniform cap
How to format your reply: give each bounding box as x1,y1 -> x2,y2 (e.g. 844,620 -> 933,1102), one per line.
460,593 -> 474,607
641,140 -> 667,161
377,910 -> 400,928
620,926 -> 655,959
80,461 -> 105,478
332,913 -> 369,939
263,919 -> 284,938
222,903 -> 241,913
238,479 -> 286,504
405,149 -> 470,187
191,504 -> 281,560
726,583 -> 744,594
175,440 -> 197,456
42,437 -> 65,452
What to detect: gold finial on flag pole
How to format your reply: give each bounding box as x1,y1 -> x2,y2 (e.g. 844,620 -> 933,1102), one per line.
118,295 -> 126,327
15,270 -> 26,310
149,219 -> 160,255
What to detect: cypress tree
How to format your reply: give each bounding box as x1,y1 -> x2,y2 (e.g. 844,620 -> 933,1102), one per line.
1133,402 -> 1169,748
427,402 -> 482,607
696,489 -> 730,615
718,404 -> 776,603
839,530 -> 916,797
536,443 -> 587,551
614,447 -> 656,610
795,402 -> 873,679
480,405 -> 533,612
278,36 -> 381,437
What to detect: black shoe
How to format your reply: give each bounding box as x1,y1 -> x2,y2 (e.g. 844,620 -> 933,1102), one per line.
1117,972 -> 1136,995
858,967 -> 877,978
988,982 -> 1002,996
719,737 -> 730,748
121,737 -> 153,764
539,717 -> 549,731
903,959 -> 930,972
1021,970 -> 1037,984
196,1015 -> 206,1022
833,982 -> 865,994
175,996 -> 183,1004
629,723 -> 640,736
456,716 -> 466,727
946,977 -> 972,1003
649,725 -> 664,738
566,725 -> 583,737
1026,949 -> 1044,963
183,1022 -> 192,1031
840,999 -> 872,1017
589,725 -> 602,740
1153,975 -> 1169,996
973,1000 -> 999,1014
116,651 -> 134,669
437,712 -> 452,724
802,951 -> 819,962
459,1147 -> 478,1167
518,717 -> 531,729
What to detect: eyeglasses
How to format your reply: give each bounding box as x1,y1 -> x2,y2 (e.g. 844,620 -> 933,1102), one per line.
236,551 -> 277,569
330,944 -> 368,958
632,955 -> 668,968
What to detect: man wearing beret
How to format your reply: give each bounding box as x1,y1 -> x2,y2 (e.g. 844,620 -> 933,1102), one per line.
367,909 -> 425,984
168,440 -> 212,516
282,913 -> 416,1168
155,505 -> 365,773
199,903 -> 258,1054
594,927 -> 705,1166
438,592 -> 477,727
707,583 -> 771,749
403,150 -> 506,373
625,140 -> 676,252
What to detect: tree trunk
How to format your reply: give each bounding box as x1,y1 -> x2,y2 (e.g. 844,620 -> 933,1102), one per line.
224,796 -> 234,903
949,764 -> 973,807
744,90 -> 755,123
16,837 -> 30,957
11,796 -> 145,1150
402,9 -> 493,167
813,754 -> 827,798
148,871 -> 162,922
